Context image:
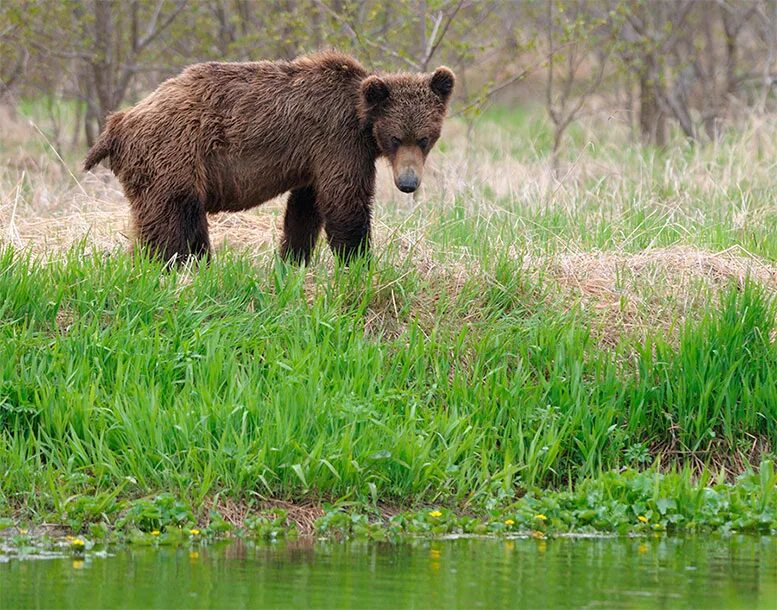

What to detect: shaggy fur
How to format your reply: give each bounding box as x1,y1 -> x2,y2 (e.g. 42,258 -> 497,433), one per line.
84,51 -> 455,263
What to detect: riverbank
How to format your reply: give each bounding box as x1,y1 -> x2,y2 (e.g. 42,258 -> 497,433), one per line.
3,109 -> 777,547
2,463 -> 775,551
2,245 -> 777,514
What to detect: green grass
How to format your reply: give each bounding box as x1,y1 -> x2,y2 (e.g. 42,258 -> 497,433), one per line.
3,102 -> 777,530
1,240 -> 775,521
3,462 -> 776,546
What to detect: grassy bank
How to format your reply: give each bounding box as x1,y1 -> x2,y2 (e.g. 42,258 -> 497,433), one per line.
2,105 -> 777,531
1,243 -> 776,517
2,463 -> 776,549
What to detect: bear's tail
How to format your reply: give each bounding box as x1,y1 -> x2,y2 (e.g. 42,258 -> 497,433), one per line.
83,111 -> 125,171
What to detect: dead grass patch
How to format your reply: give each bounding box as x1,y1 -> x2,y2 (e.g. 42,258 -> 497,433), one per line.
521,245 -> 777,346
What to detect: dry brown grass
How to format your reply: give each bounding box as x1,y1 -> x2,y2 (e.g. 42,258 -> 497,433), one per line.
523,245 -> 777,345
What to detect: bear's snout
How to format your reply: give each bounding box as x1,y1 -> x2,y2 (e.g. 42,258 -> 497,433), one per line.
392,145 -> 425,194
396,170 -> 420,193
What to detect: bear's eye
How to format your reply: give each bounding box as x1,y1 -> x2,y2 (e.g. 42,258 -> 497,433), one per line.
390,137 -> 402,148
417,137 -> 429,150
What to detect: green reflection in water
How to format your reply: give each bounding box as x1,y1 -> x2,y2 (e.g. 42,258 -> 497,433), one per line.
2,536 -> 776,609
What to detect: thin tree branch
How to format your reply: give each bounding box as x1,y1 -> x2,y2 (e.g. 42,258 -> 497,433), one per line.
136,0 -> 187,52
421,0 -> 465,71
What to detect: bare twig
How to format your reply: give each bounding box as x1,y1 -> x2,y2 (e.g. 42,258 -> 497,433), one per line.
27,120 -> 88,196
136,0 -> 187,52
453,40 -> 575,118
420,0 -> 465,71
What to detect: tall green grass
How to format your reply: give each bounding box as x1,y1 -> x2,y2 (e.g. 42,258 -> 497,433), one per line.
3,102 -> 777,518
1,243 -> 775,516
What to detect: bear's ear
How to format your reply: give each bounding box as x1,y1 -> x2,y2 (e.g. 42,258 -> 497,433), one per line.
361,76 -> 390,110
430,67 -> 455,103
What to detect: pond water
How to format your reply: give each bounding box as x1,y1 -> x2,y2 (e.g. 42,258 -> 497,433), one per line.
1,535 -> 776,609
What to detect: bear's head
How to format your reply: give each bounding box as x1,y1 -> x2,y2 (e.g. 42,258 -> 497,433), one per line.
359,66 -> 455,193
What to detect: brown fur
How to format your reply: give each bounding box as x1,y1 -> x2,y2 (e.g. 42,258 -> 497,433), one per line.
84,51 -> 454,264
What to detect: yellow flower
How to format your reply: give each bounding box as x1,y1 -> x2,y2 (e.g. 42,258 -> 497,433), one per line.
18,528 -> 28,535
71,538 -> 85,547
429,510 -> 442,518
189,529 -> 200,536
150,530 -> 161,536
504,519 -> 515,526
638,515 -> 648,523
534,514 -> 547,521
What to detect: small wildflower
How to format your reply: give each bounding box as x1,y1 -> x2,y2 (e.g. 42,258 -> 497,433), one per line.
534,514 -> 547,521
150,530 -> 161,536
71,538 -> 85,547
18,528 -> 28,535
428,510 -> 442,518
189,529 -> 200,536
638,515 -> 648,524
504,519 -> 515,526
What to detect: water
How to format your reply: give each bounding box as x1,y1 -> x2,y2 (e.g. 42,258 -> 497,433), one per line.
2,536 -> 776,609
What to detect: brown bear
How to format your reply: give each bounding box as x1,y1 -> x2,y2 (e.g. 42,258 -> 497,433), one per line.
83,51 -> 455,264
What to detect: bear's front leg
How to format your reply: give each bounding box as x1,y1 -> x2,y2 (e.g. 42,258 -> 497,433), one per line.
317,167 -> 374,264
321,200 -> 372,263
324,211 -> 371,263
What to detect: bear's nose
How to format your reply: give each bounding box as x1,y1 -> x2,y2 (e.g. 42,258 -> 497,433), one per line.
396,172 -> 419,193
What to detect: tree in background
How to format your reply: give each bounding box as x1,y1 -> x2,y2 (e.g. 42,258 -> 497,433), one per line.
0,2 -> 31,104
606,0 -> 772,145
22,0 -> 188,145
538,0 -> 611,175
2,0 -> 777,160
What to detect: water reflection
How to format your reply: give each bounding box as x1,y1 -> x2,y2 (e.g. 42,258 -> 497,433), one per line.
1,535 -> 775,609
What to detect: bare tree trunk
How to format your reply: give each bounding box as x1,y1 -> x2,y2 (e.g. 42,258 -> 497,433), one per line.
758,0 -> 777,113
71,96 -> 84,149
417,0 -> 427,62
91,0 -> 114,133
639,65 -> 665,146
0,48 -> 28,103
625,72 -> 636,143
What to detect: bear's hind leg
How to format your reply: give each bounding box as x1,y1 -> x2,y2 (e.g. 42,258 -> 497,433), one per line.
134,193 -> 210,264
280,186 -> 323,264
